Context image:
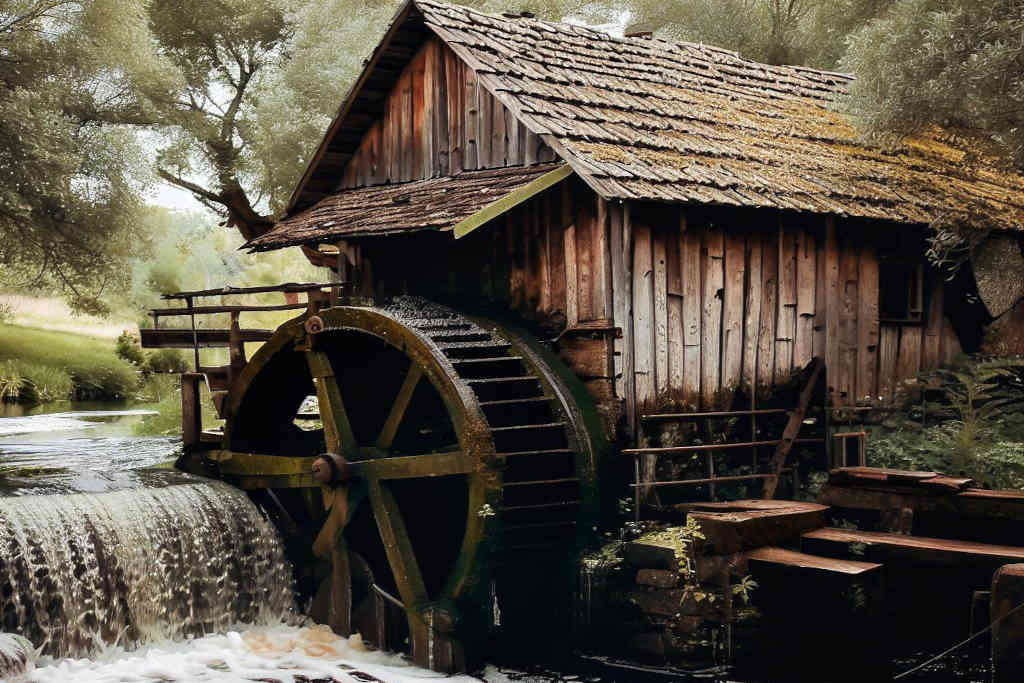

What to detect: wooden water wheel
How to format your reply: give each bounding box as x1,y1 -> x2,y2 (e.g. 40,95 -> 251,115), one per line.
199,298 -> 606,672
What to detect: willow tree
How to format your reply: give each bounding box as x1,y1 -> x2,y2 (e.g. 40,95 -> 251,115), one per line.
0,0 -> 147,313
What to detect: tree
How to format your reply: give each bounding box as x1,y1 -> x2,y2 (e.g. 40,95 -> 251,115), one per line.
0,0 -> 148,314
842,0 -> 1024,170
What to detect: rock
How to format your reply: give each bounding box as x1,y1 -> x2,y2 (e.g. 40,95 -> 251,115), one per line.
626,631 -> 666,657
0,633 -> 32,679
626,588 -> 687,617
624,540 -> 678,570
636,568 -> 678,588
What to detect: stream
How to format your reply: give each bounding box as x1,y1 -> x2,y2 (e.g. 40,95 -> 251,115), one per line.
0,405 -> 990,682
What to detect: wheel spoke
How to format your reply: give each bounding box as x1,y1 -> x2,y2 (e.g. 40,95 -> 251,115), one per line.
354,451 -> 474,480
376,365 -> 423,450
306,351 -> 358,456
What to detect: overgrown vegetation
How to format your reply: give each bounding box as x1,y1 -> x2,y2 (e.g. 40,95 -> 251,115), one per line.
868,357 -> 1024,489
0,325 -> 138,402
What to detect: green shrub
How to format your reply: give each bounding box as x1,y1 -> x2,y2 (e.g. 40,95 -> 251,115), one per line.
0,361 -> 24,402
143,349 -> 188,374
115,331 -> 146,366
0,324 -> 140,401
19,362 -> 73,403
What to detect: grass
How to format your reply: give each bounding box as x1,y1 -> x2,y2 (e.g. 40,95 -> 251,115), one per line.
0,324 -> 139,401
0,294 -> 135,339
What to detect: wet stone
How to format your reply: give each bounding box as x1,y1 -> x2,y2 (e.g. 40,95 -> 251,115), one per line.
636,568 -> 678,588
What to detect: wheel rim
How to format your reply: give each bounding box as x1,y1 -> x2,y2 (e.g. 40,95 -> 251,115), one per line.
220,299 -> 603,671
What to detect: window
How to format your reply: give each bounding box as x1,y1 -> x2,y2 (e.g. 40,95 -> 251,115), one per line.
879,261 -> 925,323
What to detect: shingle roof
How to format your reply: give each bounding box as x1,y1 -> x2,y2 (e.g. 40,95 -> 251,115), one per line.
249,164 -> 564,250
414,0 -> 1024,231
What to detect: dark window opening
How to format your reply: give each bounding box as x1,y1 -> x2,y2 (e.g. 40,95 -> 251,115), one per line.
879,261 -> 925,323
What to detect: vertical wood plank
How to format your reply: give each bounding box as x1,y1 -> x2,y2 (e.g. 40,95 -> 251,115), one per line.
490,90 -> 507,167
414,42 -> 430,179
508,209 -> 525,311
575,195 -> 595,321
922,278 -> 944,371
464,67 -> 479,170
742,232 -> 763,393
611,203 -> 626,399
633,219 -> 655,410
813,223 -> 827,360
622,203 -> 636,435
794,228 -> 816,368
549,185 -> 568,323
702,224 -> 724,408
823,217 -> 841,404
940,316 -> 962,364
653,225 -> 669,397
596,197 -> 613,321
681,217 -> 702,408
525,199 -> 541,318
722,231 -> 745,392
538,196 -> 552,318
838,238 -> 860,405
775,219 -> 797,383
433,41 -> 449,177
667,219 -> 684,396
446,51 -> 463,175
399,67 -> 414,182
896,325 -> 923,383
878,325 -> 899,401
565,221 -> 579,327
757,229 -> 778,397
857,245 -> 880,403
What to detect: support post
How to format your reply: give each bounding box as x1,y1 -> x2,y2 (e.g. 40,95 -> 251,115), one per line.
181,372 -> 202,449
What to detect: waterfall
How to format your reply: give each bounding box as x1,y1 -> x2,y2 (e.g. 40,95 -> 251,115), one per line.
0,480 -> 294,658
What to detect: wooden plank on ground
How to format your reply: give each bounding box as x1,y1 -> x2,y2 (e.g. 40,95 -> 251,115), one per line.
689,502 -> 828,554
801,527 -> 1024,569
746,546 -> 882,576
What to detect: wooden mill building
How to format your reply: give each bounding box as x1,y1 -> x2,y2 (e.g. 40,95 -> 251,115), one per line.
246,0 -> 1024,470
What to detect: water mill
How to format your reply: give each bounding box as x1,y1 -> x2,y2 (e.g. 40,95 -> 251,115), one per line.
4,0 -> 1024,681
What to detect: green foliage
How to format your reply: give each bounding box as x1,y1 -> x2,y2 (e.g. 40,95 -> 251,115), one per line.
868,357 -> 1024,489
0,361 -> 24,402
143,349 -> 188,374
116,331 -> 146,366
0,324 -> 139,401
0,359 -> 74,403
842,0 -> 1024,170
0,0 -> 149,312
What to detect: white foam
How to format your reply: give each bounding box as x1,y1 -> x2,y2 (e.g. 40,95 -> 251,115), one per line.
0,415 -> 95,436
26,624 -> 484,683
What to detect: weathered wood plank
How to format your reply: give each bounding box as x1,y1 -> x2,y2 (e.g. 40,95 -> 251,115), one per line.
445,50 -> 463,175
414,41 -> 430,179
922,278 -> 944,370
508,208 -> 526,311
823,217 -> 841,404
857,245 -> 880,403
681,216 -> 701,408
775,220 -> 797,383
757,228 -> 778,396
940,316 -> 963,365
667,221 -> 684,395
549,185 -> 568,324
764,357 -> 823,498
653,226 -> 669,396
794,228 -> 816,369
596,197 -> 613,321
576,196 -> 595,322
896,325 -> 922,382
611,203 -> 626,399
838,239 -> 860,405
722,231 -> 745,392
622,203 -> 637,435
464,66 -> 479,170
433,41 -> 449,177
702,225 -> 724,408
633,219 -> 655,409
742,232 -> 763,392
538,196 -> 553,317
564,219 -> 579,327
878,325 -> 899,401
398,67 -> 414,182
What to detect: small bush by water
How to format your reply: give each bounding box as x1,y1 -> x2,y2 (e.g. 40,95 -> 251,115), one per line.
0,325 -> 138,402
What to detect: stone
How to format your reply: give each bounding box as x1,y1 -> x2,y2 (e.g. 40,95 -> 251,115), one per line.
992,563 -> 1024,683
626,631 -> 666,657
626,588 -> 686,617
624,540 -> 678,570
636,568 -> 678,588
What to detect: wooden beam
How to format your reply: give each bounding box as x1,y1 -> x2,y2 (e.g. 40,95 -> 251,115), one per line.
355,451 -> 475,480
453,165 -> 574,238
764,357 -> 824,498
376,366 -> 423,449
306,351 -> 359,457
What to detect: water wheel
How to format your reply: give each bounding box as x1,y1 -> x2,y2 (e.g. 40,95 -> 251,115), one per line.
208,298 -> 606,671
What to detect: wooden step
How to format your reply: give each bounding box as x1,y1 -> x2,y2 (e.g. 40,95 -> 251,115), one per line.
801,528 -> 1024,571
688,500 -> 828,554
746,547 -> 882,576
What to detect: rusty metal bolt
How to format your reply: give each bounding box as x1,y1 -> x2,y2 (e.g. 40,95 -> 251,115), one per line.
304,315 -> 325,335
311,452 -> 351,484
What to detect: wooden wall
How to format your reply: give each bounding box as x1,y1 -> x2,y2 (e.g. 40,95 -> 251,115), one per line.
616,203 -> 963,414
338,37 -> 556,190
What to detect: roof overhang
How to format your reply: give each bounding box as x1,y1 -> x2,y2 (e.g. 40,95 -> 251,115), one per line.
247,163 -> 571,252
